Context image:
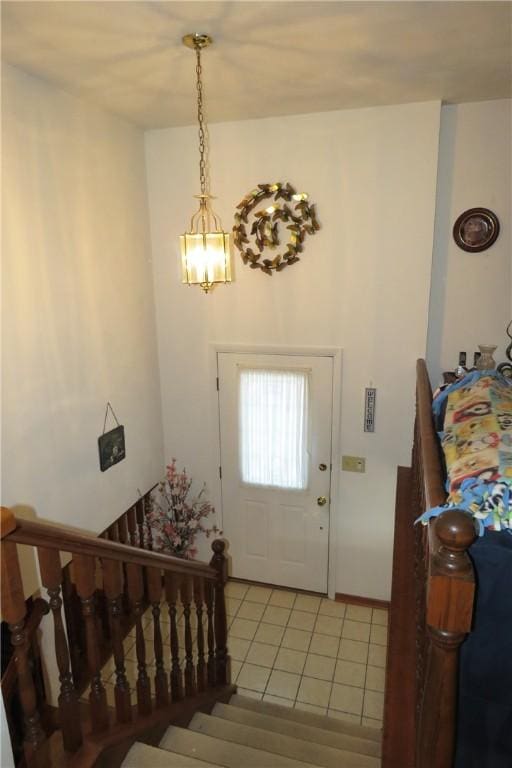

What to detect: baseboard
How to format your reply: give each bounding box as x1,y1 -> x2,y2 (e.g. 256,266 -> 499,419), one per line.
228,576 -> 327,598
335,593 -> 390,609
228,576 -> 389,608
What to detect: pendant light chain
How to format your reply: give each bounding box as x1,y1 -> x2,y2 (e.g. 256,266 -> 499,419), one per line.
195,45 -> 207,197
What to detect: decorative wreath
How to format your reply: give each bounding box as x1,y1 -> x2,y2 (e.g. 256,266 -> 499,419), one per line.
233,182 -> 320,275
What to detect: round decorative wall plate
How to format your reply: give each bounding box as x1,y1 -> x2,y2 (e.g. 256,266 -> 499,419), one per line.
233,182 -> 320,275
452,207 -> 500,253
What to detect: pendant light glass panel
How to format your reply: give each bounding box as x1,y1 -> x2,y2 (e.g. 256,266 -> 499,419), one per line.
180,232 -> 231,289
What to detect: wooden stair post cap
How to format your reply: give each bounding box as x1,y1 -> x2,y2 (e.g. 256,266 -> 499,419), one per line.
211,539 -> 225,555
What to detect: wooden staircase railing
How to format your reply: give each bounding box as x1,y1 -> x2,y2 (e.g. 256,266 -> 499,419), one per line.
1,597 -> 51,764
1,506 -> 234,768
383,360 -> 478,768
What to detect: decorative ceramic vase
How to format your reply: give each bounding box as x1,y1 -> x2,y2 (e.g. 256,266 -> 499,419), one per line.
476,344 -> 497,370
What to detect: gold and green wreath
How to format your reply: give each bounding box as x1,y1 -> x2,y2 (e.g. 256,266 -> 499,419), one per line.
233,182 -> 320,275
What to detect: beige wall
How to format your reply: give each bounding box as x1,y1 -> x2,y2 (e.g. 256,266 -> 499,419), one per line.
145,102 -> 441,600
1,64 -> 165,550
427,99 -> 511,383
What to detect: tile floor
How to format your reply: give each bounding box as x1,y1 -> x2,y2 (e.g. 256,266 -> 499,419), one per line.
87,581 -> 388,730
223,581 -> 387,729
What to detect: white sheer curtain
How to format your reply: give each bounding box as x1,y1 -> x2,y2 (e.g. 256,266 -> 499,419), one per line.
239,367 -> 309,489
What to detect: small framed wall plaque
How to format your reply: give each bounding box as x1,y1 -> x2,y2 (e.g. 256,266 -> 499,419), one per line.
98,402 -> 126,471
98,425 -> 125,471
364,387 -> 376,433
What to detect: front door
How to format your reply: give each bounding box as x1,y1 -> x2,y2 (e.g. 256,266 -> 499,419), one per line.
218,352 -> 333,593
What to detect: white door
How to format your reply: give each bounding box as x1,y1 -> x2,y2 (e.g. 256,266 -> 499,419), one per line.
218,352 -> 333,593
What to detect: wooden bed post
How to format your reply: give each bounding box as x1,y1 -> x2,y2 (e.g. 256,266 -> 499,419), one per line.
383,361 -> 481,768
417,509 -> 477,768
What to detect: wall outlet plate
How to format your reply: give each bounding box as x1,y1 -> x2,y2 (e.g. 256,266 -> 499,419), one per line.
342,455 -> 366,473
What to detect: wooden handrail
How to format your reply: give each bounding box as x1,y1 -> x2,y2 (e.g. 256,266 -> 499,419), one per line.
414,361 -> 478,768
1,505 -> 16,538
383,361 -> 479,768
415,359 -> 446,509
4,516 -> 217,580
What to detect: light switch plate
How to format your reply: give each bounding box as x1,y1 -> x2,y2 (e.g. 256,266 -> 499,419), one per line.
342,455 -> 366,473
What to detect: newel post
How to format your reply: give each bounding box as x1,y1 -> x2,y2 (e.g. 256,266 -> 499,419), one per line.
417,509 -> 477,768
1,508 -> 49,768
210,540 -> 230,686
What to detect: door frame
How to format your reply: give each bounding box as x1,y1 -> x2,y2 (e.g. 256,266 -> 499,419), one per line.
210,343 -> 342,599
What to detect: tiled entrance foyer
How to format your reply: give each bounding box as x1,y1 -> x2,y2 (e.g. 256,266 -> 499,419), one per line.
224,581 -> 387,729
95,580 -> 387,731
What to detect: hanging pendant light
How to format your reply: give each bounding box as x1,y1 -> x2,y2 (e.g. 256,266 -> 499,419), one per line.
180,33 -> 231,294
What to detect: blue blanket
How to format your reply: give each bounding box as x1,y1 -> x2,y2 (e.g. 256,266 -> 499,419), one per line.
455,531 -> 512,768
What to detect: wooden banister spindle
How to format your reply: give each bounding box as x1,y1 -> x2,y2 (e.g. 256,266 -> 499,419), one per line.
210,540 -> 230,686
1,509 -> 49,768
117,516 -> 128,545
74,553 -> 109,733
135,500 -> 145,549
126,506 -> 137,548
118,513 -> 132,617
147,567 -> 169,707
126,562 -> 152,715
144,496 -> 153,551
194,576 -> 207,692
417,510 -> 477,768
164,572 -> 183,702
180,575 -> 196,696
109,522 -> 119,542
102,558 -> 131,724
37,547 -> 82,752
205,580 -> 216,687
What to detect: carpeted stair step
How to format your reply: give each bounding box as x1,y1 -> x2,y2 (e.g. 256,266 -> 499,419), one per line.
211,702 -> 381,759
229,694 -> 381,742
121,740 -> 222,767
188,712 -> 379,768
159,724 -> 318,767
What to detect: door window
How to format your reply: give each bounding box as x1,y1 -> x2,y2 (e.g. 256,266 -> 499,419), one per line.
238,367 -> 309,490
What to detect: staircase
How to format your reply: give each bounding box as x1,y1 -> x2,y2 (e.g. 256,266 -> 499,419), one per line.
122,693 -> 382,767
2,505 -> 384,768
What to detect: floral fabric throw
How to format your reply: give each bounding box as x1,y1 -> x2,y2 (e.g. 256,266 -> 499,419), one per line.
420,370 -> 512,535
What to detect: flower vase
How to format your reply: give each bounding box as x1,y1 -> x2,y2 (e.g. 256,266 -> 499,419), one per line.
476,344 -> 497,370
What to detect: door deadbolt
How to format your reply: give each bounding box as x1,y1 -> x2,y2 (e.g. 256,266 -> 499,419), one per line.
319,463 -> 327,471
317,496 -> 328,506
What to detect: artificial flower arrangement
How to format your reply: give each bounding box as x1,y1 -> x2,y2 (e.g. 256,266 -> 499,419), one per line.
148,459 -> 221,559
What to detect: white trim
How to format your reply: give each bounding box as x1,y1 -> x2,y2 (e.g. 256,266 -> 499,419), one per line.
214,342 -> 340,358
209,343 -> 225,534
328,347 -> 343,600
211,343 -> 342,599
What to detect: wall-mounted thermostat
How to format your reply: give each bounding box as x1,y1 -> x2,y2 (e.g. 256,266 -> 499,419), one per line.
364,387 -> 376,432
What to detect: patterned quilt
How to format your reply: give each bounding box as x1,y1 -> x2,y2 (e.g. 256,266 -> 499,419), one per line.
420,370 -> 512,534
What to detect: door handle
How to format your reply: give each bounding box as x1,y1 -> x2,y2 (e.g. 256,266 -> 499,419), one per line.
317,496 -> 328,506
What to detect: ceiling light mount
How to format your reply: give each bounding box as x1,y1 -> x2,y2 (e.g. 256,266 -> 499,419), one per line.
182,33 -> 212,51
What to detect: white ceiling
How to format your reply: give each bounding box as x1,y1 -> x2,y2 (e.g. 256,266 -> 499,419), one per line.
2,1 -> 511,129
